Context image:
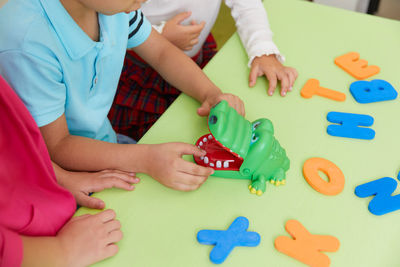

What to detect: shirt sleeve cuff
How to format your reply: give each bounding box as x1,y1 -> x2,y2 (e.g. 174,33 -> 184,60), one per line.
152,21 -> 166,34
247,41 -> 286,67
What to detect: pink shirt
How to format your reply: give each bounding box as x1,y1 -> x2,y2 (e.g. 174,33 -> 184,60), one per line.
0,75 -> 76,266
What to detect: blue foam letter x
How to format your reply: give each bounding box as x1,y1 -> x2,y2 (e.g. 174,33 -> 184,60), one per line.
197,216 -> 260,264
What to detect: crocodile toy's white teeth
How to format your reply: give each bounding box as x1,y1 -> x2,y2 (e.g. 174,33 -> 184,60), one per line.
203,159 -> 236,169
195,133 -> 243,170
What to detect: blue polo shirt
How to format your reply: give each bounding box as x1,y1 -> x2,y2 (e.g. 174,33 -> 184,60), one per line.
0,0 -> 151,143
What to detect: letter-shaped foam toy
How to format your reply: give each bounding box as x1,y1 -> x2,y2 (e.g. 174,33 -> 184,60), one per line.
335,52 -> 380,80
301,79 -> 346,102
197,216 -> 260,264
193,100 -> 290,196
350,79 -> 397,104
355,173 -> 400,216
275,220 -> 340,267
303,158 -> 345,196
327,111 -> 375,140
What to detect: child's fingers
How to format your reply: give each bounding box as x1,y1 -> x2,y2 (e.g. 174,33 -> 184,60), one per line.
176,143 -> 207,157
237,99 -> 245,116
100,169 -> 136,177
288,68 -> 298,90
107,229 -> 123,245
286,70 -> 295,91
77,194 -> 105,210
197,101 -> 211,116
95,209 -> 116,223
266,72 -> 278,96
177,159 -> 214,178
171,181 -> 202,192
183,45 -> 194,51
190,38 -> 199,45
95,177 -> 136,192
278,72 -> 290,96
186,21 -> 205,34
172,11 -> 192,24
104,220 -> 122,233
70,214 -> 91,222
249,65 -> 260,87
102,244 -> 119,260
99,171 -> 140,184
223,95 -> 245,117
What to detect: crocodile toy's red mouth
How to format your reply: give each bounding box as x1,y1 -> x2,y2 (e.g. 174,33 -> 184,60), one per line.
193,134 -> 243,171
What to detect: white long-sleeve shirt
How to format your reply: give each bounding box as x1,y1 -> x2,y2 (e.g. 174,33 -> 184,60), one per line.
141,0 -> 285,66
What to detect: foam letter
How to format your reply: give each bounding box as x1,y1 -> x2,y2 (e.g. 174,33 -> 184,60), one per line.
327,111 -> 375,140
301,79 -> 346,101
355,175 -> 400,215
197,217 -> 260,264
275,220 -> 340,267
303,157 -> 345,195
350,79 -> 397,103
334,52 -> 380,80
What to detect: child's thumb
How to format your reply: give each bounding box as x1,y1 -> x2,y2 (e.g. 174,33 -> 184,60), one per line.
78,194 -> 105,210
197,101 -> 210,117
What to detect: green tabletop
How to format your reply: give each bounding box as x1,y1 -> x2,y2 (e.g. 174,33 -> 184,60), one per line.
77,0 -> 400,266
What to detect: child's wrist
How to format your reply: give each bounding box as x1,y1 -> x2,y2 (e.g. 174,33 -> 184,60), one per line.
202,87 -> 222,103
129,144 -> 153,175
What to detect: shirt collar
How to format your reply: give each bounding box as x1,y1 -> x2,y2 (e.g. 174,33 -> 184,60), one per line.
39,0 -> 97,60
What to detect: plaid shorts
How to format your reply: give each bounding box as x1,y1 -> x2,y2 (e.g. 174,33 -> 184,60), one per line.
108,34 -> 217,141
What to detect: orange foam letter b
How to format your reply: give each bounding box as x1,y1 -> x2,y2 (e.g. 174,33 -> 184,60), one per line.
334,52 -> 380,80
275,220 -> 340,267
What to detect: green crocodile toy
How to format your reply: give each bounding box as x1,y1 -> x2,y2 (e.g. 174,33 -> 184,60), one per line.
194,100 -> 290,196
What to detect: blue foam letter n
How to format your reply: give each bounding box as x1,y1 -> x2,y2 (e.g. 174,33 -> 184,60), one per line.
355,177 -> 400,216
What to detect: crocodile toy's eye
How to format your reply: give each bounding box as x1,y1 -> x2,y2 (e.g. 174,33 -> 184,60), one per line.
209,115 -> 218,125
251,133 -> 259,144
252,121 -> 261,130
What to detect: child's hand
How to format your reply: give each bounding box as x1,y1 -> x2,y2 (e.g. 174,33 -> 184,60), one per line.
162,11 -> 205,51
143,143 -> 214,191
249,54 -> 298,97
58,210 -> 122,267
197,92 -> 245,117
59,170 -> 140,209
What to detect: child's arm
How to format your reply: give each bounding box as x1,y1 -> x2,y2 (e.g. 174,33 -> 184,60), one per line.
21,210 -> 121,267
52,162 -> 140,209
40,114 -> 213,191
225,0 -> 298,96
132,29 -> 245,116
